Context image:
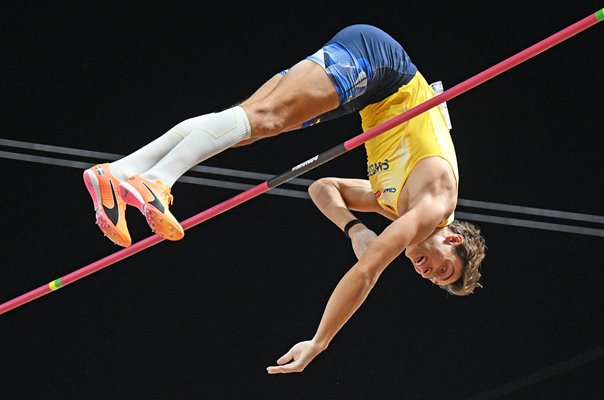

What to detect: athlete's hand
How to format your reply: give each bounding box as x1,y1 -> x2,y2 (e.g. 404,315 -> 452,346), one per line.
350,225 -> 378,260
266,340 -> 324,374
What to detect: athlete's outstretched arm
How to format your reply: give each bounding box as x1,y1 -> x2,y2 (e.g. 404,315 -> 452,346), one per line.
267,201 -> 444,374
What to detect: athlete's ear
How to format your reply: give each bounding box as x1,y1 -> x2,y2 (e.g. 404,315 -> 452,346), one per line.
445,233 -> 463,244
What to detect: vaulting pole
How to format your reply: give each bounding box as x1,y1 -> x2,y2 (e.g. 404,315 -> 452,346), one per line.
1,9 -> 602,315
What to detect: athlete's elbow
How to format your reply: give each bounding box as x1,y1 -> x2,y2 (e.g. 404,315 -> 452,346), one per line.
355,261 -> 383,288
308,178 -> 336,201
307,179 -> 322,199
356,268 -> 381,291
357,243 -> 394,284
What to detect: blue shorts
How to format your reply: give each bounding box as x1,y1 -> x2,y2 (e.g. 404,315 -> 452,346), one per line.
281,25 -> 418,128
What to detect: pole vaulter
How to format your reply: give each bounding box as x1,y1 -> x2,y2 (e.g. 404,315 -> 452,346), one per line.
1,8 -> 602,315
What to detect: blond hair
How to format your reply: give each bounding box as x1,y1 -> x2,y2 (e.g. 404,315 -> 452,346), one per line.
440,220 -> 486,296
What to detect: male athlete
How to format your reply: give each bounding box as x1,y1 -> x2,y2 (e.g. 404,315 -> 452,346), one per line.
82,25 -> 486,373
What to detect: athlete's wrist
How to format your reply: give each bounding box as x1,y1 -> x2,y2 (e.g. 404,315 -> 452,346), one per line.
344,219 -> 365,238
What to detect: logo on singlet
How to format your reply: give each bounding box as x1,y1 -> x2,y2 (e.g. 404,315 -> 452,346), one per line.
367,159 -> 389,177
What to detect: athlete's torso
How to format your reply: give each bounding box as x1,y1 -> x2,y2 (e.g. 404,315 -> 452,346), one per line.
292,25 -> 459,226
361,72 -> 459,226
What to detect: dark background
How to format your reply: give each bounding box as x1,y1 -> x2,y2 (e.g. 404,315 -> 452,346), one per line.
1,1 -> 603,399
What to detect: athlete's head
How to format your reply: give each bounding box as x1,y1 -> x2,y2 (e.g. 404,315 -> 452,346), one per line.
405,220 -> 486,296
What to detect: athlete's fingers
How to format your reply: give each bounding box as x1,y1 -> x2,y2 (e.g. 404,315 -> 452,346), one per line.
267,362 -> 302,374
276,351 -> 294,365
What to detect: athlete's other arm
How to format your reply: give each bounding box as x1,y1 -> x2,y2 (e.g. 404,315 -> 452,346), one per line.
308,177 -> 395,259
267,195 -> 447,374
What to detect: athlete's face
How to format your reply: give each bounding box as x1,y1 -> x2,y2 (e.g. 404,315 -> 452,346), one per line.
405,228 -> 464,286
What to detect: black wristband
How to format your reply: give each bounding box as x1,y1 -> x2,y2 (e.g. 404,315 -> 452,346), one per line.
344,219 -> 364,238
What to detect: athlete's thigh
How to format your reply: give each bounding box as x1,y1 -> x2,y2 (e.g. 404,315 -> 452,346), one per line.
261,59 -> 340,125
241,73 -> 284,106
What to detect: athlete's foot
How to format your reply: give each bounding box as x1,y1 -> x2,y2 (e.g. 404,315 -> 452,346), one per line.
83,163 -> 132,247
118,176 -> 184,241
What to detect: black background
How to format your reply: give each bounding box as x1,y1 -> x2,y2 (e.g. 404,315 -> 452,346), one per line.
1,1 -> 603,399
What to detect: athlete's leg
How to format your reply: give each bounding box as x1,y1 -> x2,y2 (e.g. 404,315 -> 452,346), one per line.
109,114 -> 213,180
109,73 -> 285,176
235,63 -> 337,146
235,73 -> 284,147
138,59 -> 338,187
114,63 -> 337,240
241,59 -> 339,138
241,73 -> 284,106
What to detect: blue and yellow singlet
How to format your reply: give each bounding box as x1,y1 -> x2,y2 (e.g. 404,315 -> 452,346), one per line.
281,24 -> 459,225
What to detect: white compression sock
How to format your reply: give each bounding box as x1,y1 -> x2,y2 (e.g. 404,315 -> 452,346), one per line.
140,106 -> 251,187
110,113 -> 214,181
